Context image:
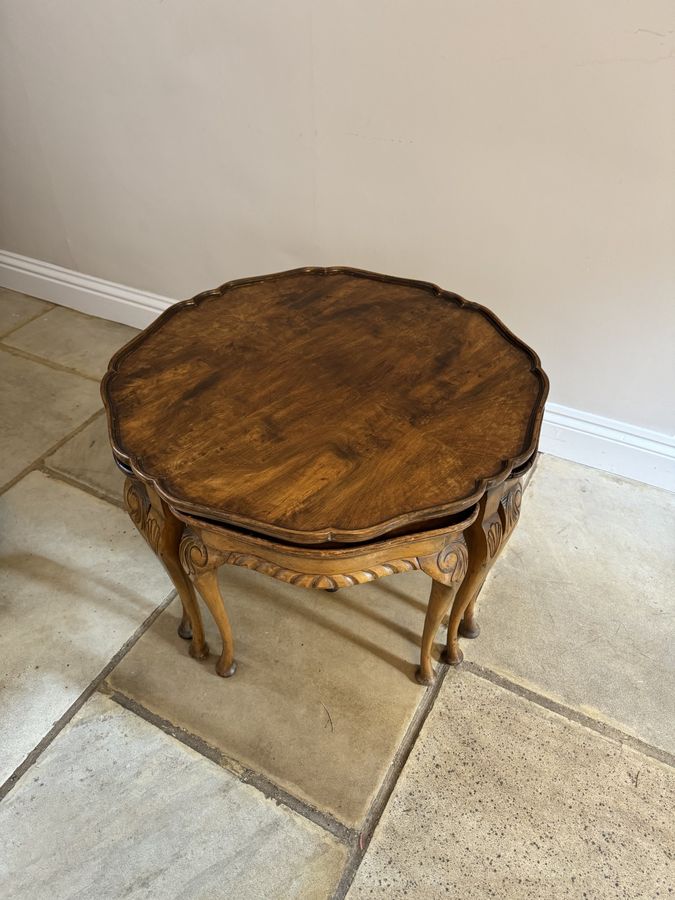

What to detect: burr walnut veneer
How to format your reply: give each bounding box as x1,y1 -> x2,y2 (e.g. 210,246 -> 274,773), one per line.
102,268 -> 548,684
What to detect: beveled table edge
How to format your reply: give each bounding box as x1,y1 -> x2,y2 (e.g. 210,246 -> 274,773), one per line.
102,266 -> 549,544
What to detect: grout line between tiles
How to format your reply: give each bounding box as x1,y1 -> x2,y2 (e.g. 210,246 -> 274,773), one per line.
463,660 -> 675,770
0,301 -> 55,340
331,660 -> 451,900
103,688 -> 357,847
0,408 -> 106,498
0,590 -> 178,803
100,687 -> 248,776
241,770 -> 356,846
39,463 -> 125,511
334,627 -> 675,897
0,342 -> 101,382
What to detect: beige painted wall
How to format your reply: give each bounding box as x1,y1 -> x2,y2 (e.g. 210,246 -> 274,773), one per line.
1,1 -> 674,433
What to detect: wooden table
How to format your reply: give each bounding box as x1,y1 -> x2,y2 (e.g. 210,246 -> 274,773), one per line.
102,268 -> 548,684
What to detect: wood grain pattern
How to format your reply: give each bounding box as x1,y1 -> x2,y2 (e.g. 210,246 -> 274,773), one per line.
102,267 -> 548,544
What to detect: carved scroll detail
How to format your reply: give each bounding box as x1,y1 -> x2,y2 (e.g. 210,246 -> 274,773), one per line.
436,539 -> 469,583
180,531 -> 215,577
418,535 -> 468,584
501,482 -> 522,535
486,519 -> 503,558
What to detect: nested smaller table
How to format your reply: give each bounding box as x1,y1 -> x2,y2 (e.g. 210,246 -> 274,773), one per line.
102,267 -> 547,684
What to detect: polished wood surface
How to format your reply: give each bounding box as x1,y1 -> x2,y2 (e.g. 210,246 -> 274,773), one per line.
107,268 -> 546,683
103,267 -> 548,544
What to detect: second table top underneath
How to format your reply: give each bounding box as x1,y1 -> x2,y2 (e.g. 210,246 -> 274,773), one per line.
103,268 -> 547,543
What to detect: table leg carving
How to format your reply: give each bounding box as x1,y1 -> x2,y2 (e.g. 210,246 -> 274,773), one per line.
456,477 -> 523,645
500,480 -> 523,543
180,531 -> 237,678
452,486 -> 503,652
417,537 -> 468,684
124,478 -> 209,661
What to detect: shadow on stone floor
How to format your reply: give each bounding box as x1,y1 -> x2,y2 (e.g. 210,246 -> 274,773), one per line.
107,567 -> 434,828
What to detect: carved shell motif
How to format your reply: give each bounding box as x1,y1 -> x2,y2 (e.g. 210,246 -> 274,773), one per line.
124,478 -> 162,553
501,483 -> 522,534
124,478 -> 147,530
486,519 -> 503,558
145,514 -> 162,554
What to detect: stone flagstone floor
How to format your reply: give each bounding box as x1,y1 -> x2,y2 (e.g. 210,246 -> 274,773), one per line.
0,287 -> 673,899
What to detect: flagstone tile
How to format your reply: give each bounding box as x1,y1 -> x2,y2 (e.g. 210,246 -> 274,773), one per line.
0,472 -> 171,784
3,305 -> 137,378
44,412 -> 123,504
466,454 -> 675,754
348,671 -> 675,899
0,694 -> 346,900
0,350 -> 101,487
107,566 -> 432,828
0,289 -> 51,337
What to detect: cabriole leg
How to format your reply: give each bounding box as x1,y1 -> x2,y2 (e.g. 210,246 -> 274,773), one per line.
448,487 -> 502,661
154,505 -> 209,661
180,531 -> 237,678
124,478 -> 209,661
458,478 -> 524,642
417,535 -> 469,683
459,602 -> 480,639
446,575 -> 482,665
416,579 -> 460,685
192,569 -> 237,677
177,610 -> 193,640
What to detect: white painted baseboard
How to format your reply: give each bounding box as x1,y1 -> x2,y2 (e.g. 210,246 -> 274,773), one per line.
2,249 -> 673,491
539,404 -> 674,492
0,249 -> 174,329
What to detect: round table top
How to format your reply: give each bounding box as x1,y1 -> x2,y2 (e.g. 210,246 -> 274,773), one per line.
102,267 -> 548,544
